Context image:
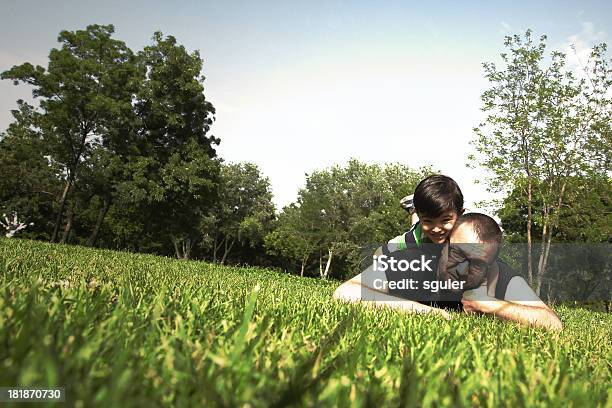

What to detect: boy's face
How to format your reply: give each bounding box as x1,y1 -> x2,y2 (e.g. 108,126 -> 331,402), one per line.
418,210 -> 459,244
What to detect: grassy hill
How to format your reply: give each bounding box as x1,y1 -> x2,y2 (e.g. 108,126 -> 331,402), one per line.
0,238 -> 610,407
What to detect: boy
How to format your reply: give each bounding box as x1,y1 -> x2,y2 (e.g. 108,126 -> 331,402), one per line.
333,174 -> 464,319
387,174 -> 464,250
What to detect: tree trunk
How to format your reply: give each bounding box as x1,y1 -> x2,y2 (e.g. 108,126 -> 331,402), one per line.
173,238 -> 183,259
52,129 -> 88,243
536,228 -> 554,296
526,179 -> 533,286
321,248 -> 333,279
213,235 -> 224,263
536,181 -> 567,295
300,253 -> 309,277
319,252 -> 323,277
52,178 -> 73,242
535,205 -> 549,296
213,235 -> 218,263
182,238 -> 193,260
221,237 -> 235,264
60,202 -> 75,244
172,236 -> 194,260
87,197 -> 111,247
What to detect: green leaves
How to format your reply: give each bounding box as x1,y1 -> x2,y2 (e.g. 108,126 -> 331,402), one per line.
1,24 -> 143,243
265,160 -> 432,279
474,29 -> 611,192
137,32 -> 215,150
202,162 -> 275,263
471,29 -> 611,292
1,26 -> 221,255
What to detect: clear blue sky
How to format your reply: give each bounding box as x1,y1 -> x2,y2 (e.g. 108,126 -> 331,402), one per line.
1,0 -> 610,210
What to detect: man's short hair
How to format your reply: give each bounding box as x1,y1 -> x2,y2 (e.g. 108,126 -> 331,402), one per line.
455,213 -> 502,244
413,175 -> 464,218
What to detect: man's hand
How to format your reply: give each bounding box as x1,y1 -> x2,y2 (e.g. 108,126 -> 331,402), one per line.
461,285 -> 499,314
461,283 -> 563,331
430,307 -> 453,320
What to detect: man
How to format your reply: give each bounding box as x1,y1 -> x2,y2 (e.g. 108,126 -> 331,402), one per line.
333,213 -> 563,331
448,213 -> 563,331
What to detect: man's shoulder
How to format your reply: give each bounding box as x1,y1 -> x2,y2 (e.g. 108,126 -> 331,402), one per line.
504,275 -> 541,302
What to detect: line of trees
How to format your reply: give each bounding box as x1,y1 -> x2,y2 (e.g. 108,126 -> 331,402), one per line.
266,160 -> 432,279
1,26 -> 609,289
0,25 -> 430,279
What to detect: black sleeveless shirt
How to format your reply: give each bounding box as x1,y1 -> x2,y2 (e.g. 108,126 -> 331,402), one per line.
494,260 -> 522,300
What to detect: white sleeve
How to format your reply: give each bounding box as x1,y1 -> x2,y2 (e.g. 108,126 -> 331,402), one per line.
504,276 -> 544,302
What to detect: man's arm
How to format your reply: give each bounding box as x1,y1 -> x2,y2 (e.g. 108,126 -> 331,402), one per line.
461,278 -> 563,331
333,270 -> 452,320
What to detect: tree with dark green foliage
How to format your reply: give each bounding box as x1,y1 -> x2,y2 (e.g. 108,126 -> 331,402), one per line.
498,175 -> 611,306
1,26 -> 221,259
266,159 -> 431,279
1,24 -> 142,243
265,203 -> 316,277
202,162 -> 275,264
0,103 -> 61,240
124,31 -> 220,259
498,175 -> 611,244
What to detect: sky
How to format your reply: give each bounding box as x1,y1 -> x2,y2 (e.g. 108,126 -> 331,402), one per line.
1,0 -> 610,212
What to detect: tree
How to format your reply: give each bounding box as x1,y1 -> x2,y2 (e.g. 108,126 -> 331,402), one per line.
266,159 -> 430,279
76,146 -> 128,246
1,24 -> 141,242
0,103 -> 61,240
498,175 -> 611,244
0,27 -> 222,258
265,204 -> 316,276
114,31 -> 221,259
470,30 -> 611,294
498,175 -> 611,306
204,162 -> 275,264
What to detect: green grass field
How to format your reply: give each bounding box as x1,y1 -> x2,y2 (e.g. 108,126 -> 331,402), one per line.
0,238 -> 610,407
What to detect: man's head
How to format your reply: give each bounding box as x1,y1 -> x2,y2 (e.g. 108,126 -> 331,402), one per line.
438,213 -> 503,291
413,175 -> 464,244
451,213 -> 502,249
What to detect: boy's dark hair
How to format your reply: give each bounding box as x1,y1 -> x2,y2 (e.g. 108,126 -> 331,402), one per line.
455,213 -> 502,244
413,175 -> 464,218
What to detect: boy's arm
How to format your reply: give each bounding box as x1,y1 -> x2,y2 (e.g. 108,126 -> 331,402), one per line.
332,271 -> 452,320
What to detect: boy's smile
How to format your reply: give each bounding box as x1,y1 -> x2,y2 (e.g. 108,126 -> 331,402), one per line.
418,210 -> 459,243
